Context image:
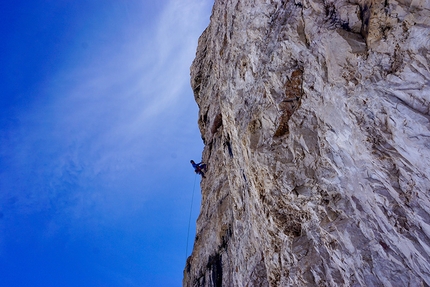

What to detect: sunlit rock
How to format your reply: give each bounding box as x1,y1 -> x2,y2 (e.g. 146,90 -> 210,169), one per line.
184,0 -> 430,286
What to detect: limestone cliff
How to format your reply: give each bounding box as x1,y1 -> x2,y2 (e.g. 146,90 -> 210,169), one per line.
184,0 -> 430,286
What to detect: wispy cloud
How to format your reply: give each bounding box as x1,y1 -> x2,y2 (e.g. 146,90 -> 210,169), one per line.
0,2 -> 212,285
0,0 -> 212,229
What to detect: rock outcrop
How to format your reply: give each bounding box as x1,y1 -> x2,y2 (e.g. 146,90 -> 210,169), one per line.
184,0 -> 430,286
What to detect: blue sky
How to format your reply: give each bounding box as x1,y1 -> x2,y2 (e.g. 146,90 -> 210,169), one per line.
0,1 -> 212,286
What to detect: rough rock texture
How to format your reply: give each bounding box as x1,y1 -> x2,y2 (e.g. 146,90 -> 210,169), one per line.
184,0 -> 430,286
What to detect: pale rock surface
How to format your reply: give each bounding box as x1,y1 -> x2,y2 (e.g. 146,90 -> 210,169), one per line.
184,0 -> 430,286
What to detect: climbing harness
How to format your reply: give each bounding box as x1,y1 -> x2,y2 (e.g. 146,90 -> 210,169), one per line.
186,173 -> 198,259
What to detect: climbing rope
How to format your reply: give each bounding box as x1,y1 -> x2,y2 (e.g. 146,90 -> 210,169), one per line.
186,173 -> 198,259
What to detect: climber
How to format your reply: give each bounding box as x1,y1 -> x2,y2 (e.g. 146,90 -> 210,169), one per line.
190,160 -> 207,178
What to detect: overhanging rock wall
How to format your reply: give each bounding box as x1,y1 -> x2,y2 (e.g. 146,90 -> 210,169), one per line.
184,0 -> 430,286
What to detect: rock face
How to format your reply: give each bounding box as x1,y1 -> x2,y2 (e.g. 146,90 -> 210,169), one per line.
184,0 -> 430,286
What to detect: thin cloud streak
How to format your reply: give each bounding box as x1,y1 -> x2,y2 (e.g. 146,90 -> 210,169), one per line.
0,1 -> 212,284
131,0 -> 212,125
1,0 -> 211,225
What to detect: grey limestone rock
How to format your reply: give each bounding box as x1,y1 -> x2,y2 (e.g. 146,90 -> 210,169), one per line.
184,0 -> 430,286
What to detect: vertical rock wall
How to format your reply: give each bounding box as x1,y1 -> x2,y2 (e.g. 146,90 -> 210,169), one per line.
184,0 -> 430,286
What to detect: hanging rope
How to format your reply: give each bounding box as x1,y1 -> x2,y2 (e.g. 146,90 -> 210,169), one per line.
186,173 -> 198,259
